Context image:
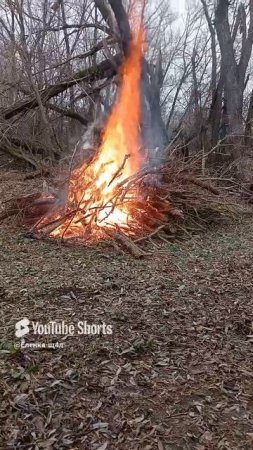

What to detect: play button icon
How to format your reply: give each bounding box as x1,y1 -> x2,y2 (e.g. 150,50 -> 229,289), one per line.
15,318 -> 30,338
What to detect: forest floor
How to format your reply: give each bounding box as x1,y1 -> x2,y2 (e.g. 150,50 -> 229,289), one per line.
0,170 -> 253,450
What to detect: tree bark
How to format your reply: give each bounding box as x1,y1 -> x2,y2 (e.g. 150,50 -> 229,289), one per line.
214,0 -> 253,135
245,89 -> 253,141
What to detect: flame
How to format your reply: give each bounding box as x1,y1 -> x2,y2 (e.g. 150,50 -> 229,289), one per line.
49,26 -> 145,241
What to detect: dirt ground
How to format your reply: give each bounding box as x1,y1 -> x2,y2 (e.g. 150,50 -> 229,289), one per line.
0,170 -> 253,450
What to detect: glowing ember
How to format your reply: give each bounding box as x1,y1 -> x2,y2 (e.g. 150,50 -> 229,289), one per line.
42,26 -> 145,242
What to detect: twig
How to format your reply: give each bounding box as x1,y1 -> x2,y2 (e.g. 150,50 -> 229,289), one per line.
106,230 -> 147,258
134,224 -> 165,243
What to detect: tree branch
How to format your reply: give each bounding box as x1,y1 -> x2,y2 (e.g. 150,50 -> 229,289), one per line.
107,0 -> 131,55
0,55 -> 121,120
200,0 -> 217,94
37,22 -> 111,35
46,103 -> 88,125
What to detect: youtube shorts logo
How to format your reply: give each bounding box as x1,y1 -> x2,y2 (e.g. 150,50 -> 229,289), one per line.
15,318 -> 30,338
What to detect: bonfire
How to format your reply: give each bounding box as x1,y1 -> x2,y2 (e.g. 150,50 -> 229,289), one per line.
0,14 -> 231,257
25,22 -> 175,252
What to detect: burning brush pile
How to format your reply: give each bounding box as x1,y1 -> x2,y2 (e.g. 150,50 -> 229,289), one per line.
0,24 -> 234,257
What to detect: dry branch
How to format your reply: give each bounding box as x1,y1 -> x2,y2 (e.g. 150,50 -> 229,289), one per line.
46,104 -> 88,126
0,155 -> 237,257
106,230 -> 147,258
0,55 -> 121,120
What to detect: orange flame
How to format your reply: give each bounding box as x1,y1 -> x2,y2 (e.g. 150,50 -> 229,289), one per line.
50,26 -> 145,240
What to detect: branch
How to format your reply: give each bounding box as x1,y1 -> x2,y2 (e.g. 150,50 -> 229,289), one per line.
46,104 -> 88,125
231,4 -> 242,42
32,38 -> 113,76
37,22 -> 111,35
0,55 -> 121,120
0,138 -> 41,170
200,0 -> 217,93
108,0 -> 131,55
94,0 -> 117,35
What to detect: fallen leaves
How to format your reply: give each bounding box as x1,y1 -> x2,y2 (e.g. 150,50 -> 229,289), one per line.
1,171 -> 253,449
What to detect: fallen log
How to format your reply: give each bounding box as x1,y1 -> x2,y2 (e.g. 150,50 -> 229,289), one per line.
0,55 -> 121,120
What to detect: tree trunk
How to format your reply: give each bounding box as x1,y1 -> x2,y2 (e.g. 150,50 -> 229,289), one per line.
245,89 -> 253,142
215,0 -> 243,134
214,0 -> 253,135
107,0 -> 168,152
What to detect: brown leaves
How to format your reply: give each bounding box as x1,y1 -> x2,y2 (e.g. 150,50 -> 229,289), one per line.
1,169 -> 253,448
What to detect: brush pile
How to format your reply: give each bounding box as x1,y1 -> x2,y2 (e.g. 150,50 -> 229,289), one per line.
0,156 -> 238,257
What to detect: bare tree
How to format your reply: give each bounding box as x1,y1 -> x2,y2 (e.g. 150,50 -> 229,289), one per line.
215,0 -> 253,134
0,0 -> 252,175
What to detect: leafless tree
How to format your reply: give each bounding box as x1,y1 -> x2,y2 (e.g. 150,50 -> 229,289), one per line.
0,0 -> 252,176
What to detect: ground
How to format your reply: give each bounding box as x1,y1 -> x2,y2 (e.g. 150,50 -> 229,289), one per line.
0,170 -> 253,450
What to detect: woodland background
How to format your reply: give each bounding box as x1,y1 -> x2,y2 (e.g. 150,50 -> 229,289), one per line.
0,0 -> 252,180
1,3 -> 253,449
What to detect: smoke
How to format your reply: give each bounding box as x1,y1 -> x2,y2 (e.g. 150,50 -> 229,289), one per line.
140,62 -> 168,167
72,119 -> 105,167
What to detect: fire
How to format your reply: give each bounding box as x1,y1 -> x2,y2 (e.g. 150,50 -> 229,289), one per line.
47,26 -> 145,241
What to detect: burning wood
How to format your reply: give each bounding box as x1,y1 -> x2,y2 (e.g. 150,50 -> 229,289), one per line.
1,159 -> 234,257
28,165 -> 171,245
